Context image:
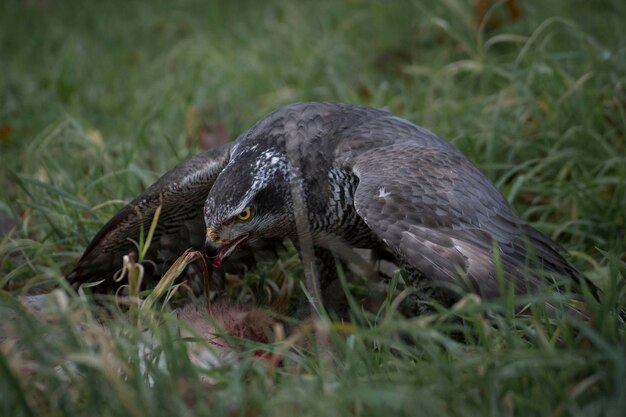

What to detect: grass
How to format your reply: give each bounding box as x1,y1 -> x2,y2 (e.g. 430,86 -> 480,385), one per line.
1,0 -> 625,416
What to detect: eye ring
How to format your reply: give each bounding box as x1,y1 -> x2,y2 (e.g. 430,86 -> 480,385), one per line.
237,207 -> 252,221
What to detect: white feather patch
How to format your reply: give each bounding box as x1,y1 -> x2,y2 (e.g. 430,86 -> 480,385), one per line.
378,187 -> 391,198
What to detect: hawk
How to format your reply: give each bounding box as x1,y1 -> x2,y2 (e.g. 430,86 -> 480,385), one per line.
68,102 -> 593,311
66,145 -> 282,294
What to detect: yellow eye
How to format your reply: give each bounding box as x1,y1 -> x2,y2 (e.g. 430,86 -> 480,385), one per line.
237,207 -> 252,221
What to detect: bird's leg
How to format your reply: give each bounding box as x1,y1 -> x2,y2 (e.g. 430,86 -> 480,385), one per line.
292,242 -> 386,320
313,247 -> 350,319
290,237 -> 326,319
324,245 -> 388,314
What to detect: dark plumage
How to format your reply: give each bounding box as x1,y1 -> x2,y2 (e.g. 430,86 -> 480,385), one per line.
69,102 -> 593,312
204,102 -> 591,305
66,144 -> 280,293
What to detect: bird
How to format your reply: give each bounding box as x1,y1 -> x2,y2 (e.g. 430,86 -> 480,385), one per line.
66,144 -> 282,295
202,102 -> 593,310
68,102 -> 593,314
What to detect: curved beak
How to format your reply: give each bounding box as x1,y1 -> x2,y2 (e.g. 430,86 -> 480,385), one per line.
205,228 -> 250,268
206,227 -> 221,246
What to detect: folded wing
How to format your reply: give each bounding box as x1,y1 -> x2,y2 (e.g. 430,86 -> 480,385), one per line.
66,144 -> 239,293
350,142 -> 586,299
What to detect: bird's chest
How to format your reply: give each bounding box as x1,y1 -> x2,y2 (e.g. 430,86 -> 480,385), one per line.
306,168 -> 378,248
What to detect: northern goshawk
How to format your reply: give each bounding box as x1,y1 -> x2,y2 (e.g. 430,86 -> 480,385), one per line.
67,102 -> 593,311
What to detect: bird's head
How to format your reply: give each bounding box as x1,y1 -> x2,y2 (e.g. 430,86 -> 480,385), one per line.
204,144 -> 294,267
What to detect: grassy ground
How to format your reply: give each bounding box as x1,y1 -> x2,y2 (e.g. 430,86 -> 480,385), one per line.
1,0 -> 625,416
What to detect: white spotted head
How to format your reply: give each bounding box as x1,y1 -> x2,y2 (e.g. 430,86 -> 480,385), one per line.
203,141 -> 295,265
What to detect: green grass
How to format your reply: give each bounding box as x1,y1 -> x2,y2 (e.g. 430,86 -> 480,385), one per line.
1,0 -> 625,416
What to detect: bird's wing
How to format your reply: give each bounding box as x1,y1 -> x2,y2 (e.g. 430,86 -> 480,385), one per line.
66,143 -> 240,292
348,142 -> 582,299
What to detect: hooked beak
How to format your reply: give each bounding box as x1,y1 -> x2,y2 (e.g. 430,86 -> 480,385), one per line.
205,228 -> 250,268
